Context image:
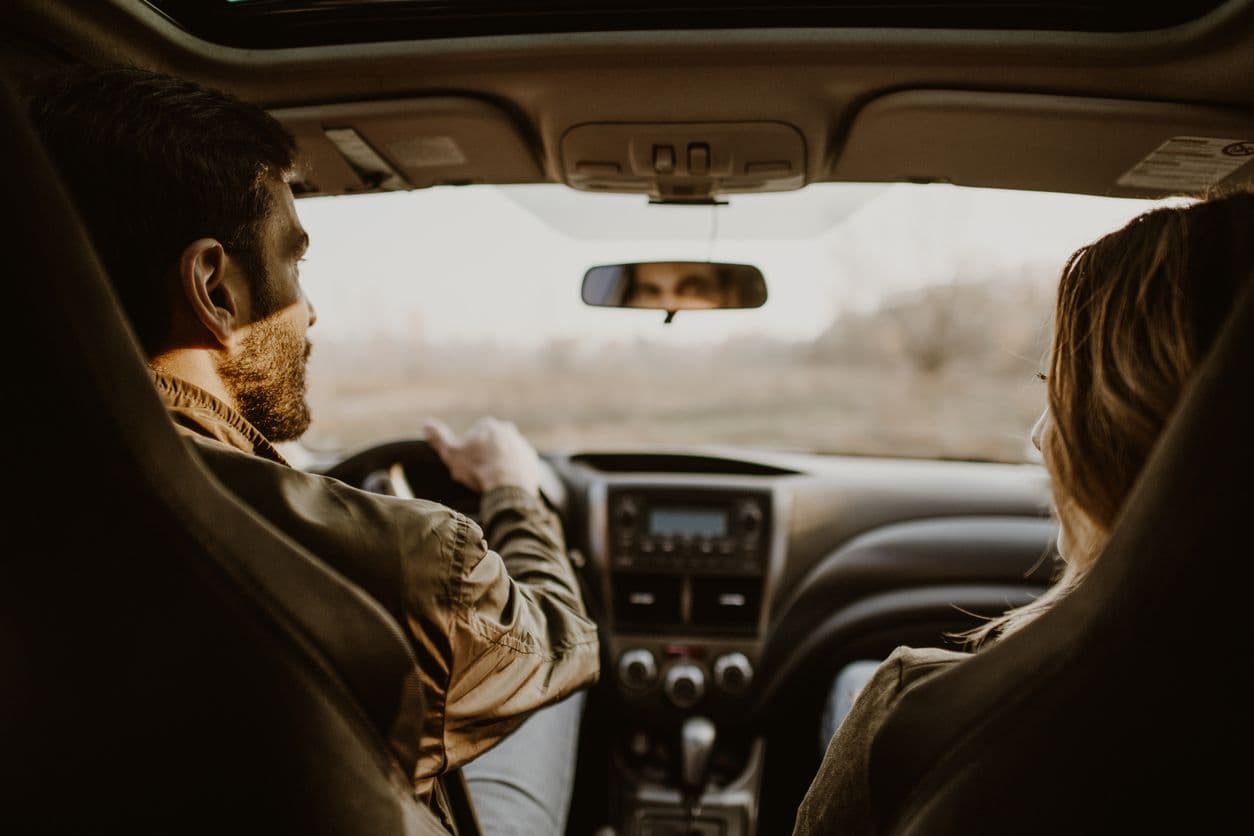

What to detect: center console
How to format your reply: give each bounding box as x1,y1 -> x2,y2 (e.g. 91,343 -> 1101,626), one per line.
587,476 -> 790,836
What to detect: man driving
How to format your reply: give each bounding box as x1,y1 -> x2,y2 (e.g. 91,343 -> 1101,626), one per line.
28,66 -> 598,833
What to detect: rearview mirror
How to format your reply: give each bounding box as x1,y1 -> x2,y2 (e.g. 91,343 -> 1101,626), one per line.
582,261 -> 768,312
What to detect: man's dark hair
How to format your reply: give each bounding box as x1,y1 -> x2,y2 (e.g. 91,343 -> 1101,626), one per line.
27,65 -> 297,354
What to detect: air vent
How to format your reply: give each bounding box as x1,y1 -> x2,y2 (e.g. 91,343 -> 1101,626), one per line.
613,573 -> 683,632
690,577 -> 761,632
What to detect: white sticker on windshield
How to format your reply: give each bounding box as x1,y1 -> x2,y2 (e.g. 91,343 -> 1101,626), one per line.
1117,136 -> 1254,192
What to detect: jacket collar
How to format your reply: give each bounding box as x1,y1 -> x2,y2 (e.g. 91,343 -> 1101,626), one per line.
151,370 -> 289,467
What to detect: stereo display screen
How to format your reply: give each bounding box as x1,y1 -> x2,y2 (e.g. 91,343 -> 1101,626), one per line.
648,507 -> 728,538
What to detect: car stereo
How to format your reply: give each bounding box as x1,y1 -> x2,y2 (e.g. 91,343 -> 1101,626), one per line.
607,487 -> 771,635
609,489 -> 769,574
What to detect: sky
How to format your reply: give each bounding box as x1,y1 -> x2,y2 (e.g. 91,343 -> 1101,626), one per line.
293,182 -> 1179,349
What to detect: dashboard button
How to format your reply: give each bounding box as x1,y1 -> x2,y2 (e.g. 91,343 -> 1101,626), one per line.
688,143 -> 710,176
653,144 -> 676,174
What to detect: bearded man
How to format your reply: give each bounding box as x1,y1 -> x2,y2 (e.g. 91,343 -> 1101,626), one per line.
29,66 -> 598,834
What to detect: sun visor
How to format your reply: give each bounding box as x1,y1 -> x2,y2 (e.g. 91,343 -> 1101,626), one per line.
832,91 -> 1254,198
271,97 -> 543,196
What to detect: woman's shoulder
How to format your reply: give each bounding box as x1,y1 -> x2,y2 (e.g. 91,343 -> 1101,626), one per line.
881,645 -> 970,691
842,646 -> 969,734
793,646 -> 969,835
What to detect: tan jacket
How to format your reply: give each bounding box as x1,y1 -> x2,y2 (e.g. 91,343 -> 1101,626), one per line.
151,372 -> 600,813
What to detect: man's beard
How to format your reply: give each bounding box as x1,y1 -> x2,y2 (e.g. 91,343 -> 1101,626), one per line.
216,316 -> 312,443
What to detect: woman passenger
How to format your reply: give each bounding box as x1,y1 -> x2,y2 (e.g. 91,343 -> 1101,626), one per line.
793,187 -> 1254,834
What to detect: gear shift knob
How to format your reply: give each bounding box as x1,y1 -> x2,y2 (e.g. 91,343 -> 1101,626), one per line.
680,716 -> 717,798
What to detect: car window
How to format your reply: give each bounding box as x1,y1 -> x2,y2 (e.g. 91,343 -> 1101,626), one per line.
292,183 -> 1184,463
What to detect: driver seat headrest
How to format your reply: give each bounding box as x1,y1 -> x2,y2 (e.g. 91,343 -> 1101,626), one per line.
0,71 -> 445,834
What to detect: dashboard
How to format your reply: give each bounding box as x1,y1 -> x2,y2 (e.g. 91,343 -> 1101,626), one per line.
547,448 -> 1057,836
333,443 -> 1058,836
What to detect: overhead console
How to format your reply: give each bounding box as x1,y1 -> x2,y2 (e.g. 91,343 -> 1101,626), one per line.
832,90 -> 1254,197
561,121 -> 807,203
271,97 -> 542,196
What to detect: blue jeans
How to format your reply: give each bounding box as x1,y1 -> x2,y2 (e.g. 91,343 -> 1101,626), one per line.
463,692 -> 586,835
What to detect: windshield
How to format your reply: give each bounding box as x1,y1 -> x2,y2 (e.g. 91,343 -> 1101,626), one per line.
294,183 -> 1179,463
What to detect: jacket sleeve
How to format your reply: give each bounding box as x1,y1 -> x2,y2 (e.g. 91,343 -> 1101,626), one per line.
404,486 -> 600,788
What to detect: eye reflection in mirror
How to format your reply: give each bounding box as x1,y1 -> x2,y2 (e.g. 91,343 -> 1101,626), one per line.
582,261 -> 767,322
629,261 -> 725,310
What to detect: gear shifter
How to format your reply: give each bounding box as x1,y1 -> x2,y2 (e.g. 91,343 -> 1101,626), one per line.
679,716 -> 717,815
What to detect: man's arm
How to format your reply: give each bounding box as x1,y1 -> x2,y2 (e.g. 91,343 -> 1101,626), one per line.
411,418 -> 599,783
422,489 -> 597,776
427,416 -> 589,620
185,427 -> 598,794
480,486 -> 587,617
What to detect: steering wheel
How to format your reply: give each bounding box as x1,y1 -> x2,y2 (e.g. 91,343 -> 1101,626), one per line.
319,438 -> 567,519
319,439 -> 479,515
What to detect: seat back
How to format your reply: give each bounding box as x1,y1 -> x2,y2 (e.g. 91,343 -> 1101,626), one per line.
868,264 -> 1254,832
0,77 -> 444,835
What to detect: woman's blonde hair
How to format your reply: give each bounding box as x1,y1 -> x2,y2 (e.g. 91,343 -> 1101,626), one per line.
967,188 -> 1253,645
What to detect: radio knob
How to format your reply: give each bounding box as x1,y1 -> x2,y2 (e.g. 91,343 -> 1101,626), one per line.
737,502 -> 763,534
618,649 -> 658,690
663,662 -> 706,708
615,498 -> 640,531
713,652 -> 754,695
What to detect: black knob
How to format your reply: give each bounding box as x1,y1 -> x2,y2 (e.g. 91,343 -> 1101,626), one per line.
713,653 -> 754,695
615,498 -> 639,530
663,662 -> 706,708
738,502 -> 763,534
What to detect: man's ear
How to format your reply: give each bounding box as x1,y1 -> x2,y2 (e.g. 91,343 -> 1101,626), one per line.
176,238 -> 241,347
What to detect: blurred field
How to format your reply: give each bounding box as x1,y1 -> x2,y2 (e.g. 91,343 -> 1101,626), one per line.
302,277 -> 1054,464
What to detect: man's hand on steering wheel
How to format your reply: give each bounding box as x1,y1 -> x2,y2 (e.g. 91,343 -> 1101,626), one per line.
424,417 -> 542,497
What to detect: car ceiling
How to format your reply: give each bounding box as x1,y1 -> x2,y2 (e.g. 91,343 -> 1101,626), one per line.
2,0 -> 1253,201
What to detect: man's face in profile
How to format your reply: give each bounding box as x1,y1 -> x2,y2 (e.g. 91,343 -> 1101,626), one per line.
215,177 -> 317,442
626,262 -> 726,310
